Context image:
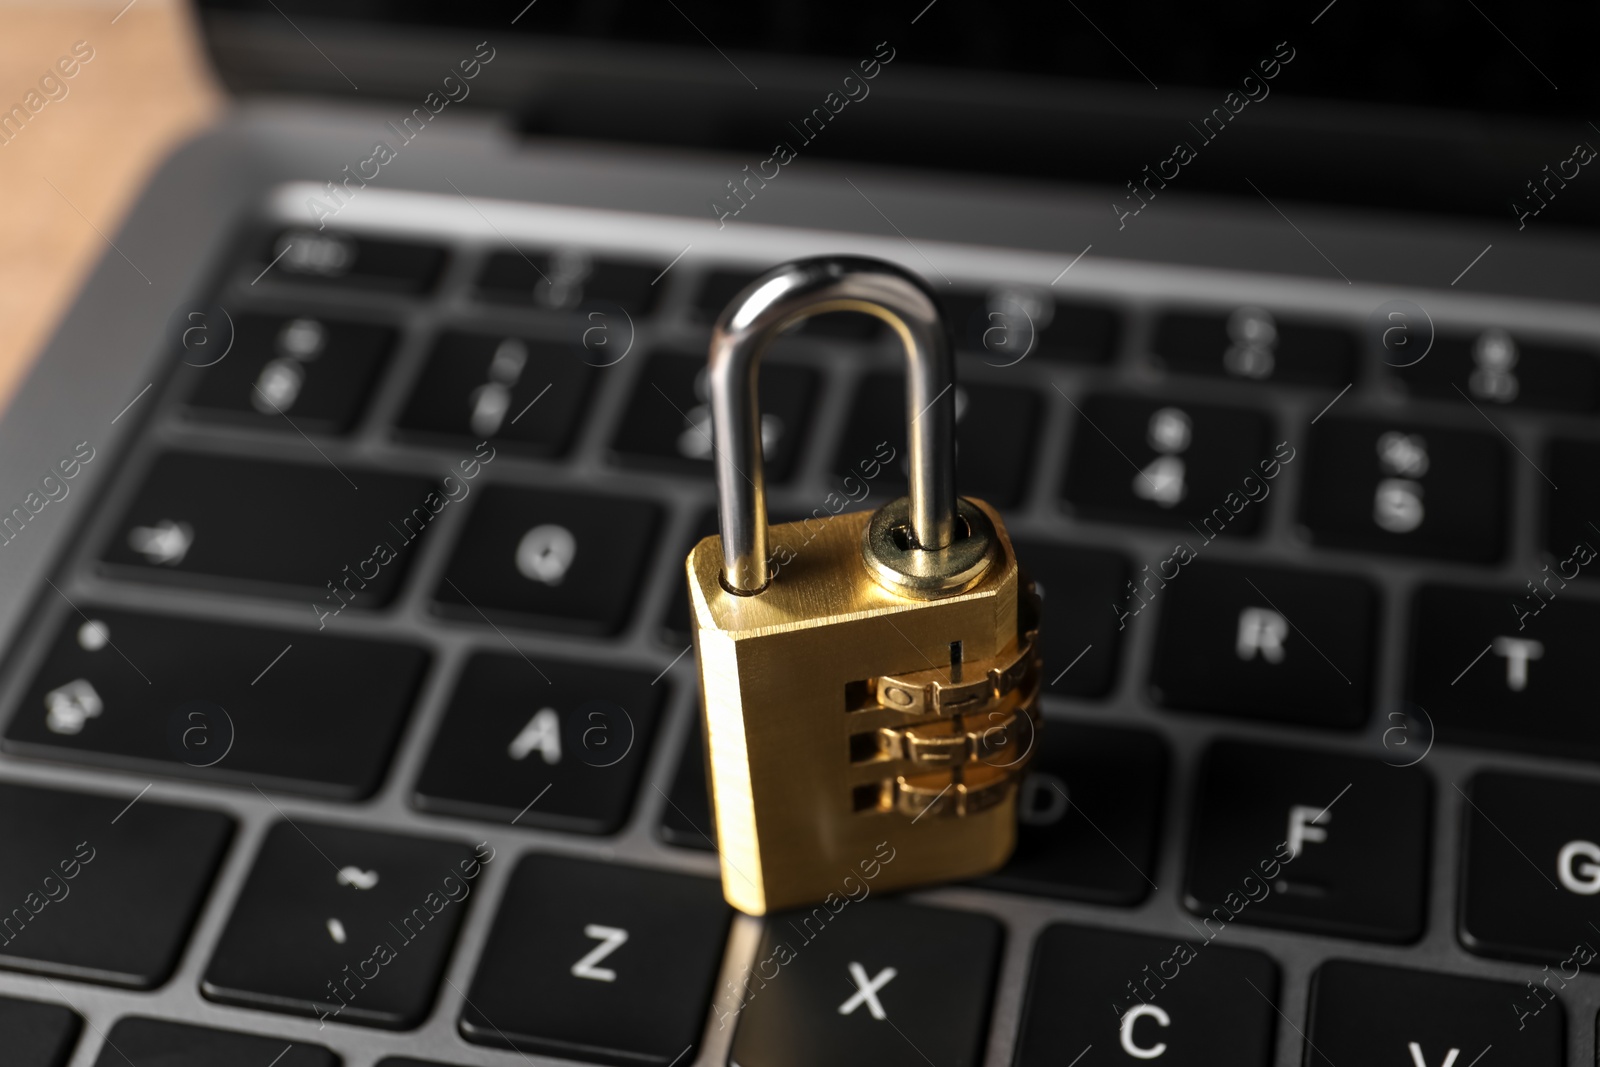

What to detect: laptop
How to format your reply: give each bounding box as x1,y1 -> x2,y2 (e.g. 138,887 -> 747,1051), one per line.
0,1 -> 1596,1064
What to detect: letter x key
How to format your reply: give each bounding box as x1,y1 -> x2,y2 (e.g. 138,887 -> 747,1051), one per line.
838,961 -> 897,1019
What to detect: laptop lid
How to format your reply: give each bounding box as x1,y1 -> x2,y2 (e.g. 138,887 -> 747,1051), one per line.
192,0 -> 1599,230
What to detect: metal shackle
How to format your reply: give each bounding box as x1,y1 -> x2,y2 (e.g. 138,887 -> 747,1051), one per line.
709,255 -> 957,595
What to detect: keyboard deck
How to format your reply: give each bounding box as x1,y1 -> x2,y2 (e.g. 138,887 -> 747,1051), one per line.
0,184 -> 1596,1066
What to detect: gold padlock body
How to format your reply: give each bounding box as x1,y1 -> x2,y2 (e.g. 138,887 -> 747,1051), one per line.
686,499 -> 1037,915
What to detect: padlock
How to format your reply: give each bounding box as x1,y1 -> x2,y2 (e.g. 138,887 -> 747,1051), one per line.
685,255 -> 1042,915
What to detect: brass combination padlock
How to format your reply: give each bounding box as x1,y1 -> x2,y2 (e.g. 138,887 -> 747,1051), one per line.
686,255 -> 1042,915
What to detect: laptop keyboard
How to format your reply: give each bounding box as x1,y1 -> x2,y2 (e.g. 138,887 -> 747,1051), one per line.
0,195 -> 1596,1066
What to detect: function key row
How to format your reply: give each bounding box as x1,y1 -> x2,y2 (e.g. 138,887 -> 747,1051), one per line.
245,228 -> 1600,405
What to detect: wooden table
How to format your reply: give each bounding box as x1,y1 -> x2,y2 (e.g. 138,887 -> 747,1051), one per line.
0,0 -> 219,411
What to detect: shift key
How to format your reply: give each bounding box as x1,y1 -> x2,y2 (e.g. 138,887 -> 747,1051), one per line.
4,608 -> 428,799
101,453 -> 438,608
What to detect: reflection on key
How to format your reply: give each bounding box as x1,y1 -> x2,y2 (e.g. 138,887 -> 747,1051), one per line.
461,854 -> 729,1066
730,899 -> 999,1067
1304,962 -> 1562,1066
1013,924 -> 1279,1066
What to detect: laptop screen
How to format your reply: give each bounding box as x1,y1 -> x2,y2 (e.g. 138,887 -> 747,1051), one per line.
195,0 -> 1598,226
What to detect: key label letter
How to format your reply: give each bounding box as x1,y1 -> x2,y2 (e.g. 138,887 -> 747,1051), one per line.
1235,607 -> 1288,663
1407,1043 -> 1459,1067
571,924 -> 629,982
336,866 -> 379,890
838,961 -> 897,1019
1557,839 -> 1600,895
1491,636 -> 1543,692
1373,479 -> 1424,534
516,524 -> 578,584
1016,773 -> 1069,826
1286,804 -> 1330,859
44,679 -> 103,735
1119,1002 -> 1170,1059
508,707 -> 562,764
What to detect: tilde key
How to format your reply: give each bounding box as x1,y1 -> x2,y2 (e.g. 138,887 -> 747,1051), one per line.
685,256 -> 1042,914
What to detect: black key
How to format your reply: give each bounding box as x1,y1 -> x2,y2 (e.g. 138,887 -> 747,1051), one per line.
1149,561 -> 1377,727
397,331 -> 597,456
1546,438 -> 1600,567
434,486 -> 658,634
476,250 -> 662,315
1061,395 -> 1276,533
203,822 -> 485,1029
0,996 -> 79,1067
943,289 -> 1119,363
1151,309 -> 1355,385
0,782 -> 230,988
5,608 -> 427,798
1394,328 -> 1600,412
729,897 -> 1000,1067
182,313 -> 394,433
100,452 -> 438,604
255,228 -> 445,293
91,1018 -> 336,1067
1014,924 -> 1277,1066
609,351 -> 818,481
833,372 -> 1041,508
1409,585 -> 1600,759
979,724 -> 1165,905
663,509 -> 720,645
1186,741 -> 1431,943
415,653 -> 665,834
1304,960 -> 1563,1066
461,853 -> 730,1066
692,269 -> 758,322
1461,772 -> 1600,964
658,714 -> 715,851
693,268 -> 883,338
1011,539 -> 1126,699
1299,415 -> 1506,563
